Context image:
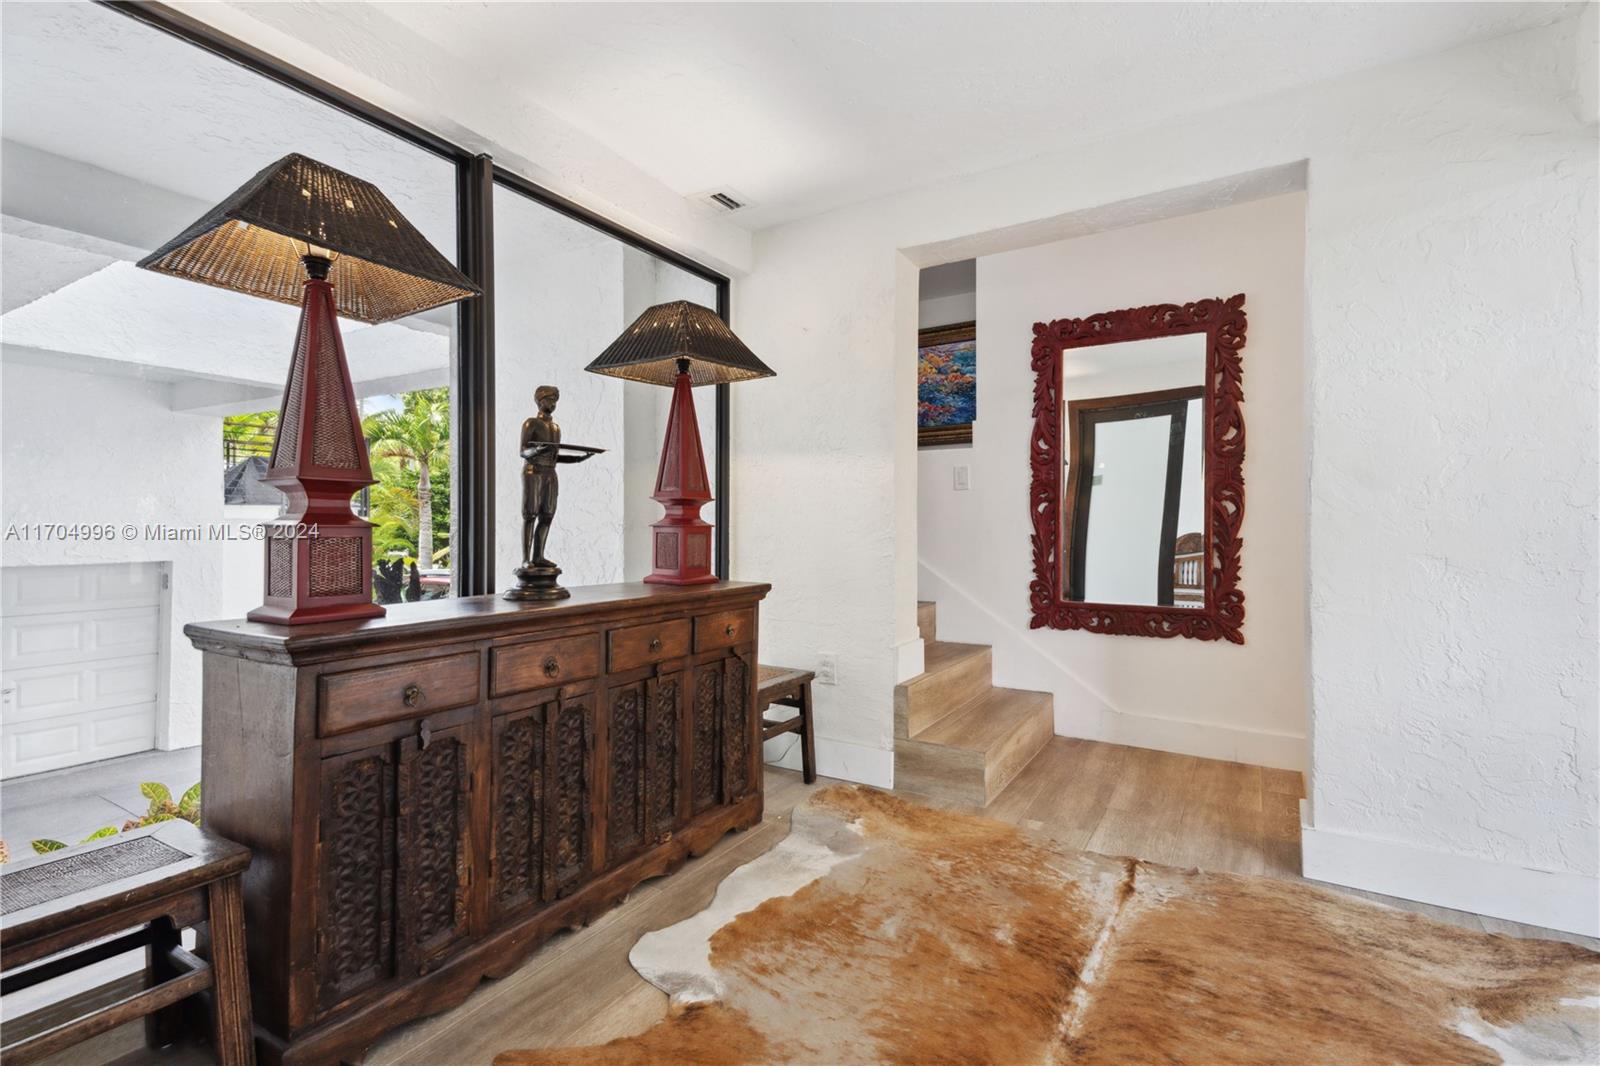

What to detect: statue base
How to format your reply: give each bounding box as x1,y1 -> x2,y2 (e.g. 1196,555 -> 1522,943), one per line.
504,563 -> 570,602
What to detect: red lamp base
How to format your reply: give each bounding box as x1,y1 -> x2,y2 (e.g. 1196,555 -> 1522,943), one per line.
246,518 -> 386,626
644,367 -> 719,585
248,259 -> 384,626
644,520 -> 717,585
247,598 -> 385,626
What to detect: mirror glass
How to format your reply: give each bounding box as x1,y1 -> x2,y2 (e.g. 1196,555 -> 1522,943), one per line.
1062,333 -> 1206,608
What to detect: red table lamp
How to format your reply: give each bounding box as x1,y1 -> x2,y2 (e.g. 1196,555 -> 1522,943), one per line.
139,154 -> 479,624
586,301 -> 774,584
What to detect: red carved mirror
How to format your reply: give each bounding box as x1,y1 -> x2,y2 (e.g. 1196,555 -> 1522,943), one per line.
1028,295 -> 1246,643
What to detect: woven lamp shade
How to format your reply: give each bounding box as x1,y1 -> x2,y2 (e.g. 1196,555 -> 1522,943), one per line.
585,300 -> 775,387
138,153 -> 478,324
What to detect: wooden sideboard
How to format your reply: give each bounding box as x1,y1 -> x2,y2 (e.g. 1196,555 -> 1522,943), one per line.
186,581 -> 770,1065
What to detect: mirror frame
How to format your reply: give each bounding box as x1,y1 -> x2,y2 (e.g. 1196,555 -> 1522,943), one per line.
1028,294 -> 1247,643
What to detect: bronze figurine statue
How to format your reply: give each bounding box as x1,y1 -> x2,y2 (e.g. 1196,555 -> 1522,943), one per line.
506,385 -> 603,601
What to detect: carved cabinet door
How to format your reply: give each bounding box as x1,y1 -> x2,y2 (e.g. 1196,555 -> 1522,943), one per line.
545,690 -> 593,900
646,671 -> 683,844
689,658 -> 726,817
395,722 -> 474,973
489,705 -> 544,920
605,680 -> 649,865
721,650 -> 755,803
314,744 -> 398,1015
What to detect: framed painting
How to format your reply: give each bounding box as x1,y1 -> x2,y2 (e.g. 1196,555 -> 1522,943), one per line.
918,320 -> 976,446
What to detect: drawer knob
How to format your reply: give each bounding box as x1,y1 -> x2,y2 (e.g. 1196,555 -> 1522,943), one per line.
649,637 -> 663,653
724,623 -> 737,637
403,683 -> 424,708
543,656 -> 560,678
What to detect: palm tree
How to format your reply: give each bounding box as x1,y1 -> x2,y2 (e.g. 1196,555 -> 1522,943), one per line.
364,389 -> 449,566
222,410 -> 277,463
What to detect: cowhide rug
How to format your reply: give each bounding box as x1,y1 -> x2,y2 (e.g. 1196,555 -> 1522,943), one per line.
496,786 -> 1599,1066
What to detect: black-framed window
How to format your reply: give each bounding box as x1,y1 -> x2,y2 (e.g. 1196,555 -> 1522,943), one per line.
490,178 -> 725,587
99,0 -> 734,597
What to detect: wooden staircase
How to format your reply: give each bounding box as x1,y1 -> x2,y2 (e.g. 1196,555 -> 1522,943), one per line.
894,602 -> 1054,806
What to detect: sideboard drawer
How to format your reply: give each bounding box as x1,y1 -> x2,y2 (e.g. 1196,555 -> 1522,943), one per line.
607,618 -> 692,673
694,608 -> 755,652
491,633 -> 601,696
318,652 -> 480,736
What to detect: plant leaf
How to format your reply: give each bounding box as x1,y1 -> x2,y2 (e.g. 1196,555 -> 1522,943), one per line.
80,826 -> 119,843
140,781 -> 171,815
177,782 -> 202,816
31,838 -> 67,853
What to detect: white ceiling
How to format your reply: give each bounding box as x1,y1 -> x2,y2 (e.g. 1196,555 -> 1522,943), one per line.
372,1 -> 1578,229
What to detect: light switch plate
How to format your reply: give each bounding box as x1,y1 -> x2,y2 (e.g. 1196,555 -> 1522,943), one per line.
953,465 -> 971,491
816,653 -> 838,685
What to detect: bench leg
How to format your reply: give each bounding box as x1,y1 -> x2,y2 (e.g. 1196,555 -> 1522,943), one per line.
144,916 -> 183,1050
800,681 -> 817,784
207,876 -> 255,1066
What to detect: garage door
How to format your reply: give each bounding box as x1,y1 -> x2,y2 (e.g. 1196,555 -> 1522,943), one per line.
1,563 -> 164,779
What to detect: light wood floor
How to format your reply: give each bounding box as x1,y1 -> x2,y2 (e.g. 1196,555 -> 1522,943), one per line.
49,739 -> 1598,1066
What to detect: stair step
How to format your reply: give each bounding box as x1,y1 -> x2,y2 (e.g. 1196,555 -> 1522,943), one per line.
896,688 -> 1054,807
894,641 -> 991,738
917,601 -> 937,643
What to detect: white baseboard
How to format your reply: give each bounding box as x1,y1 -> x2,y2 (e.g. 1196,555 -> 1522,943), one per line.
1301,816 -> 1599,937
1107,709 -> 1305,771
894,636 -> 925,684
763,734 -> 894,789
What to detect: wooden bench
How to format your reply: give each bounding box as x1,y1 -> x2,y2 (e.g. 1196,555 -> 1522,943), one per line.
1,819 -> 254,1066
757,664 -> 817,784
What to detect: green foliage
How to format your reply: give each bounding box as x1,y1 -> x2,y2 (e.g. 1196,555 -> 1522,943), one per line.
26,780 -> 201,855
222,409 -> 277,441
140,781 -> 172,813
363,389 -> 451,568
223,409 -> 278,462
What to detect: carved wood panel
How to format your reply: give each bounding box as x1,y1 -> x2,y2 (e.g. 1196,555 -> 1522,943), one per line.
691,660 -> 724,815
490,708 -> 544,918
606,681 -> 648,863
1029,294 -> 1248,643
315,746 -> 396,1013
397,724 -> 472,972
646,673 -> 681,842
722,653 -> 751,801
545,694 -> 591,899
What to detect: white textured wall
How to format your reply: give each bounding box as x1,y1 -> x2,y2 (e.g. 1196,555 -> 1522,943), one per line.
736,20 -> 1596,927
730,214 -> 906,786
919,194 -> 1309,771
0,361 -> 224,750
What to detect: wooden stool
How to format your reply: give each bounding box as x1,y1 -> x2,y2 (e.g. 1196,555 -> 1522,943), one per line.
1,819 -> 254,1066
757,664 -> 817,784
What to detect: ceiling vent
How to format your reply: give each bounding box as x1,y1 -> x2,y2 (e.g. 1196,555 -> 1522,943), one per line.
702,188 -> 748,213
